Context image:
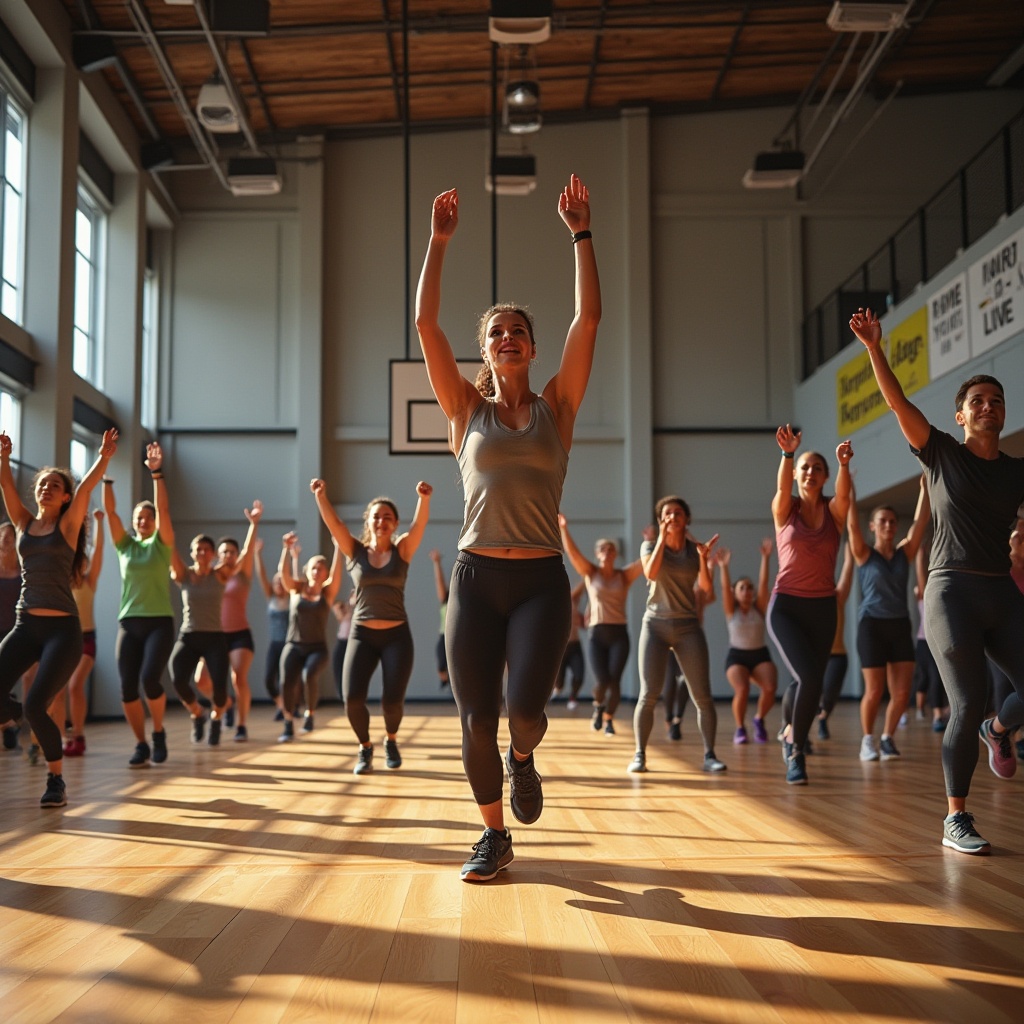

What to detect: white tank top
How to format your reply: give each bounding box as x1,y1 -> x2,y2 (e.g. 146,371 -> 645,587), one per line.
727,605 -> 766,650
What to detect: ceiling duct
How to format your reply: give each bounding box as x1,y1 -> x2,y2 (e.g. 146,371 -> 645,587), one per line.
742,150 -> 806,189
227,155 -> 282,196
196,75 -> 239,133
486,154 -> 537,196
489,1 -> 552,45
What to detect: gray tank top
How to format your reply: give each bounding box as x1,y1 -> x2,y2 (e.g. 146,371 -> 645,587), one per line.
586,570 -> 629,625
642,539 -> 701,621
346,541 -> 409,622
180,570 -> 225,633
287,591 -> 329,646
16,526 -> 78,616
457,397 -> 567,553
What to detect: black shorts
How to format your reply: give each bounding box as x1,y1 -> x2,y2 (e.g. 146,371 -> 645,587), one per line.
225,628 -> 255,653
856,616 -> 915,668
725,646 -> 772,672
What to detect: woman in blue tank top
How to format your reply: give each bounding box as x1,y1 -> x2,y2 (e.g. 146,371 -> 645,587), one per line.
416,174 -> 600,882
0,427 -> 117,809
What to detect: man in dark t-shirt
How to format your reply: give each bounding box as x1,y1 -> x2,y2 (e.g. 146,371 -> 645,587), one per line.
850,307 -> 1024,856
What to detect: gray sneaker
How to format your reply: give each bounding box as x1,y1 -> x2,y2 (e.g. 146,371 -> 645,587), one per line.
627,751 -> 647,773
879,736 -> 900,760
702,753 -> 727,773
384,738 -> 402,769
505,746 -> 543,824
460,828 -> 514,881
859,735 -> 879,761
942,811 -> 991,854
354,745 -> 374,775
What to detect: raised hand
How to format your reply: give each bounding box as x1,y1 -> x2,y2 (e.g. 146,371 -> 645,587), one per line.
416,481 -> 433,497
836,439 -> 854,466
717,546 -> 732,567
93,509 -> 105,522
777,424 -> 801,454
310,478 -> 325,496
145,442 -> 163,472
558,174 -> 591,234
428,548 -> 442,563
100,428 -> 119,459
431,189 -> 458,240
760,537 -> 774,557
0,432 -> 12,458
849,307 -> 882,347
245,499 -> 263,523
282,531 -> 297,550
696,534 -> 720,560
641,524 -> 656,544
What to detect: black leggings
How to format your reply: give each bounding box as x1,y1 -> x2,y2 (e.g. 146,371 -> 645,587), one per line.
116,616 -> 174,703
588,623 -> 629,715
280,641 -> 328,716
342,623 -> 413,744
914,638 -> 946,709
819,653 -> 848,717
555,640 -> 585,700
447,552 -> 570,806
264,638 -> 285,700
170,631 -> 230,708
332,638 -> 348,701
0,614 -> 82,763
664,657 -> 690,722
925,572 -> 1024,798
767,592 -> 836,749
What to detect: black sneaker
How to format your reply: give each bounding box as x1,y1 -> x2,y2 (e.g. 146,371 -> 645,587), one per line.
668,721 -> 682,742
208,718 -> 222,747
1016,739 -> 1024,763
505,746 -> 543,825
786,752 -> 808,785
40,772 -> 67,808
591,705 -> 604,731
879,736 -> 900,760
603,719 -> 615,736
627,751 -> 647,773
817,716 -> 830,741
225,706 -> 235,729
460,828 -> 514,881
2,724 -> 18,750
273,707 -> 284,722
234,725 -> 248,743
782,738 -> 793,764
191,715 -> 205,744
354,745 -> 374,775
384,738 -> 402,769
302,713 -> 314,733
942,811 -> 990,854
151,730 -> 167,764
278,720 -> 294,743
129,741 -> 151,768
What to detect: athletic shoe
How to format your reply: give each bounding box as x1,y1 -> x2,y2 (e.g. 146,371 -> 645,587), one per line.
460,827 -> 513,882
152,730 -> 168,764
781,739 -> 793,764
505,746 -> 543,824
668,721 -> 682,742
385,738 -> 402,769
915,708 -> 926,722
302,713 -> 315,733
898,712 -> 908,728
591,705 -> 605,731
129,741 -> 151,768
733,726 -> 748,745
278,720 -> 295,744
208,718 -> 222,747
1016,739 -> 1024,763
703,753 -> 727,773
942,811 -> 990,854
752,717 -> 768,743
603,719 -> 615,737
2,725 -> 18,750
225,706 -> 235,729
273,708 -> 284,722
627,751 -> 647,773
234,726 -> 248,743
979,718 -> 1017,780
354,745 -> 374,775
786,752 -> 808,785
817,717 -> 830,741
859,735 -> 879,762
27,743 -> 40,765
191,715 -> 205,744
40,772 -> 67,808
879,735 -> 901,760
932,717 -> 947,733
566,699 -> 578,711
63,736 -> 86,757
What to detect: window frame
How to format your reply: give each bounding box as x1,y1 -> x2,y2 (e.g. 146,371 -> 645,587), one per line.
0,82 -> 28,326
73,181 -> 107,388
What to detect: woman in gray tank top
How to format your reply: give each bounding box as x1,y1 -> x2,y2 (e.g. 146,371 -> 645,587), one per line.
416,174 -> 601,882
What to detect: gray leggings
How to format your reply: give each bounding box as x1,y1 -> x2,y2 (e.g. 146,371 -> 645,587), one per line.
446,552 -> 571,806
925,571 -> 1024,798
635,615 -> 716,755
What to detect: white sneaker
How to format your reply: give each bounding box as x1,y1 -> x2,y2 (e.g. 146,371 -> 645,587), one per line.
859,735 -> 879,762
566,700 -> 578,711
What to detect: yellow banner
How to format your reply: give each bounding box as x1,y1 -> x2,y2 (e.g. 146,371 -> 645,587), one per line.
836,307 -> 929,434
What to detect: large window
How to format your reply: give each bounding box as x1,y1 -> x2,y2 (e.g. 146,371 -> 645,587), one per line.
74,185 -> 106,385
1,86 -> 27,323
0,387 -> 21,457
141,267 -> 158,430
69,434 -> 96,482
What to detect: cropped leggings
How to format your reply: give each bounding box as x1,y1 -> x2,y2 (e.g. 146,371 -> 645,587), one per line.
264,638 -> 285,700
280,641 -> 328,716
0,614 -> 82,763
170,631 -> 230,709
342,622 -> 413,744
446,552 -> 570,807
767,592 -> 836,750
635,615 -> 716,755
588,623 -> 630,716
925,572 -> 1024,798
116,616 -> 175,703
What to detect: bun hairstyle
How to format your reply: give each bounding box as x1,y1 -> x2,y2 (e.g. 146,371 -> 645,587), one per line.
475,303 -> 536,398
360,497 -> 400,545
32,467 -> 87,584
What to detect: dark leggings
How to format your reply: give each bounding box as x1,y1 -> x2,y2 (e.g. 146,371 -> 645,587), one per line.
170,631 -> 230,708
925,572 -> 1024,798
915,638 -> 947,709
280,641 -> 328,716
264,638 -> 285,700
767,592 -> 836,750
588,623 -> 629,716
555,640 -> 585,700
819,653 -> 848,717
664,657 -> 690,721
0,614 -> 82,763
342,623 -> 413,744
332,638 -> 348,701
446,552 -> 570,807
116,616 -> 175,703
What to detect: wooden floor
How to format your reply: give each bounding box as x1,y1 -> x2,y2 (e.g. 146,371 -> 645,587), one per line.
2,700 -> 1023,1024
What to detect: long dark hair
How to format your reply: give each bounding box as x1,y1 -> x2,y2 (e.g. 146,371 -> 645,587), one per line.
474,303 -> 536,398
360,497 -> 399,545
32,466 -> 87,585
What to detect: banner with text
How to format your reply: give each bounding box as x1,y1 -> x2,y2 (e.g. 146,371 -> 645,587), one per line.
969,225 -> 1024,356
836,307 -> 928,435
927,272 -> 970,379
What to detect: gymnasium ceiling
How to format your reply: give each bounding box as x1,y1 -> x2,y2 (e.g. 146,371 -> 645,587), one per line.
61,1 -> 1024,160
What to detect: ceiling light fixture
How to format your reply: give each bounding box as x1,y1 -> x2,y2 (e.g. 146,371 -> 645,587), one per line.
503,46 -> 542,134
742,149 -> 806,189
226,155 -> 282,197
486,154 -> 537,196
196,74 -> 240,133
489,1 -> 552,45
825,2 -> 910,33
